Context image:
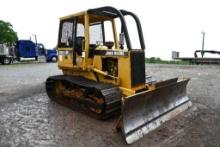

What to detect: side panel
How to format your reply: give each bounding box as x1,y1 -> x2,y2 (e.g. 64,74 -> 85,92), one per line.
130,51 -> 145,86
18,41 -> 37,58
118,57 -> 131,89
58,49 -> 74,68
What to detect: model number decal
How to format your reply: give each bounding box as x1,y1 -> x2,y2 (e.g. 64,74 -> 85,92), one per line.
94,50 -> 128,56
58,50 -> 72,55
105,51 -> 126,56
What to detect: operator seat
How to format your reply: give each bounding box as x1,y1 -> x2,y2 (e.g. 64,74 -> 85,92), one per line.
104,41 -> 114,49
75,36 -> 84,56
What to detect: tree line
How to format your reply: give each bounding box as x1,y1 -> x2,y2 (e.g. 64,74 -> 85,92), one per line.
0,20 -> 18,45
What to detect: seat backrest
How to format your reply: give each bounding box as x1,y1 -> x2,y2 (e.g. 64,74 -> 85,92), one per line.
75,36 -> 84,56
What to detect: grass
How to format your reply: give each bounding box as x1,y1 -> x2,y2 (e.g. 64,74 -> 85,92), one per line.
145,57 -> 189,65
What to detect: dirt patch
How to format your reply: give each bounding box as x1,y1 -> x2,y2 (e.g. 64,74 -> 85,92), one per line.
0,63 -> 220,146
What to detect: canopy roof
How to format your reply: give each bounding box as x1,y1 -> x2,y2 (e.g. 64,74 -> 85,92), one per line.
59,6 -> 145,50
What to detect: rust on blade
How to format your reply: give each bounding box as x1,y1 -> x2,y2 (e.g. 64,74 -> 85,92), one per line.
121,78 -> 191,144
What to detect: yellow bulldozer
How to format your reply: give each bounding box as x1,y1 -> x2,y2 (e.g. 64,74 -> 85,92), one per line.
46,6 -> 192,144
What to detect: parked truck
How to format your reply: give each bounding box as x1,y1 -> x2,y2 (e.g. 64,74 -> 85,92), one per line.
37,43 -> 58,62
16,40 -> 38,61
0,40 -> 57,65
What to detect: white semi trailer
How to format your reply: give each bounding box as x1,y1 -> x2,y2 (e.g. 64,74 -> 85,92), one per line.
0,44 -> 14,64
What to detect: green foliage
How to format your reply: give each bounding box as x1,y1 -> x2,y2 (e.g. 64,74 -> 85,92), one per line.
0,20 -> 18,45
147,57 -> 162,63
145,57 -> 189,65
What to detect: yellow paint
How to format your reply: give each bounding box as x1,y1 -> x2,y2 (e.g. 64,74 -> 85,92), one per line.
119,87 -> 136,95
118,56 -> 131,89
60,11 -> 86,20
112,20 -> 119,49
57,10 -> 147,97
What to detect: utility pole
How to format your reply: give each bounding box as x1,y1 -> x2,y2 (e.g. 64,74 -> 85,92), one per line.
201,31 -> 205,58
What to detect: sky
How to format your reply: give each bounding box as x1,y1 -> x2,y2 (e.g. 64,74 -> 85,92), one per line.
1,0 -> 220,59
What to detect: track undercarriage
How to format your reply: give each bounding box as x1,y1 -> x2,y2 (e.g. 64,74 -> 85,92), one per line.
46,75 -> 122,119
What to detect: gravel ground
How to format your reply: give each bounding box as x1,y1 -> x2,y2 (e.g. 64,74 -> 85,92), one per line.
0,63 -> 220,147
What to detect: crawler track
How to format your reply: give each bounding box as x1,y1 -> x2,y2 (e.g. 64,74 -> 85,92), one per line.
46,75 -> 122,119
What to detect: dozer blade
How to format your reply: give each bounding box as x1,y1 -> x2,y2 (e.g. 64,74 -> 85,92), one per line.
122,78 -> 192,144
